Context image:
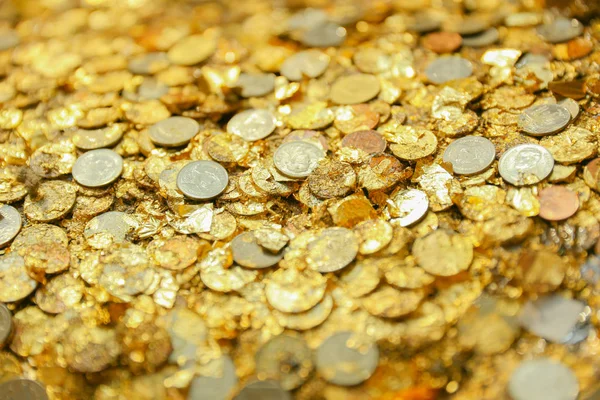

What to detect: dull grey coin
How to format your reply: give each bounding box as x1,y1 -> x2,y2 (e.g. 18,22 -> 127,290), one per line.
498,144 -> 554,186
315,331 -> 378,386
516,53 -> 550,69
188,356 -> 238,400
128,52 -> 170,75
72,149 -> 123,187
0,205 -> 21,248
462,28 -> 499,47
425,56 -> 473,84
519,295 -> 586,343
0,378 -> 48,400
537,18 -> 583,43
149,116 -> 200,147
405,13 -> 441,33
234,380 -> 291,400
518,104 -> 571,136
280,50 -> 330,82
559,98 -> 580,120
256,335 -> 314,390
508,358 -> 578,400
237,73 -> 276,98
273,141 -> 325,178
0,302 -> 12,348
227,109 -> 276,141
231,231 -> 283,269
288,8 -> 328,31
443,136 -> 496,175
176,160 -> 229,200
306,228 -> 358,273
301,21 -> 346,47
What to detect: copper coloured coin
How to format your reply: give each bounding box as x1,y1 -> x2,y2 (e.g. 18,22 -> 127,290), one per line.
538,186 -> 579,221
341,130 -> 386,154
422,32 -> 462,54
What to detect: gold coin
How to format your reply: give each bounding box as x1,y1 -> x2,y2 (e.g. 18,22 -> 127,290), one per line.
413,229 -> 473,276
330,74 -> 381,105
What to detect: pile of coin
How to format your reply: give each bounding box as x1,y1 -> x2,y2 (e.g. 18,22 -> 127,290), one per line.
0,0 -> 600,399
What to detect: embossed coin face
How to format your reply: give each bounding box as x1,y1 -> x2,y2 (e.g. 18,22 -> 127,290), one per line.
280,50 -> 330,82
499,144 -> 554,186
231,231 -> 284,269
234,380 -> 291,400
518,104 -> 571,136
537,17 -> 583,43
188,356 -> 238,400
0,378 -> 48,400
386,189 -> 429,227
425,56 -> 473,84
227,109 -> 276,141
0,205 -> 21,248
176,160 -> 229,200
443,136 -> 496,175
315,331 -> 379,386
256,335 -> 314,390
0,303 -> 12,348
306,227 -> 358,273
148,116 -> 200,147
508,358 -> 579,400
273,141 -> 325,178
72,149 -> 123,187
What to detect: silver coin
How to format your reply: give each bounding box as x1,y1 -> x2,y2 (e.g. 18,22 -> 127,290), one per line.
519,295 -> 586,343
443,136 -> 496,175
231,231 -> 283,269
188,356 -> 238,400
176,160 -> 229,200
405,13 -> 441,33
0,205 -> 21,248
518,104 -> 571,136
84,211 -> 138,248
149,116 -> 200,147
137,78 -> 169,100
227,109 -> 276,142
461,28 -> 499,47
287,8 -> 328,31
234,380 -> 291,400
128,52 -> 170,75
0,253 -> 38,303
273,141 -> 325,178
0,378 -> 48,400
0,30 -> 19,51
498,144 -> 554,186
255,335 -> 314,390
280,50 -> 330,82
386,189 -> 429,227
72,149 -> 123,187
537,17 -> 583,43
425,56 -> 473,85
0,302 -> 12,348
558,98 -> 580,120
516,53 -> 550,69
236,73 -> 276,98
315,331 -> 379,386
508,358 -> 579,400
301,21 -> 346,47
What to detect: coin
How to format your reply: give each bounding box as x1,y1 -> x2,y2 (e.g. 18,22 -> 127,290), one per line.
315,331 -> 379,386
498,144 -> 554,186
84,211 -> 138,249
413,229 -> 473,276
0,302 -> 12,348
128,52 -> 169,75
508,358 -> 579,400
72,149 -> 123,187
23,180 -> 77,222
72,125 -> 125,150
255,335 -> 314,390
0,253 -> 38,302
280,50 -> 330,82
0,378 -> 48,400
425,56 -> 473,84
302,21 -> 346,47
341,130 -> 387,154
167,34 -> 216,66
385,189 -> 429,227
231,231 -> 284,269
306,227 -> 358,273
273,141 -> 325,178
176,160 -> 229,200
236,72 -> 276,97
330,74 -> 380,105
461,28 -> 499,47
0,205 -> 21,248
422,32 -> 462,54
227,109 -> 276,141
148,116 -> 200,147
558,98 -> 580,120
518,104 -> 571,136
188,356 -> 238,400
0,30 -> 19,51
265,268 -> 326,313
405,12 -> 441,33
537,17 -> 584,43
234,380 -> 291,400
538,186 -> 579,221
443,136 -> 495,175
519,295 -> 586,343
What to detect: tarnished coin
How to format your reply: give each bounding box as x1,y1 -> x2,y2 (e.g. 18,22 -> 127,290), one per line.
0,378 -> 48,400
518,104 -> 571,136
425,56 -> 473,84
0,205 -> 21,248
176,160 -> 229,200
538,186 -> 579,221
24,180 -> 77,222
508,358 -> 579,400
301,21 -> 346,47
227,109 -> 276,141
537,18 -> 584,43
0,253 -> 38,303
443,136 -> 495,175
273,141 -> 325,178
462,28 -> 500,47
148,116 -> 200,147
341,130 -> 387,155
234,380 -> 291,400
231,231 -> 284,269
256,335 -> 314,390
315,331 -> 379,386
236,73 -> 276,97
188,356 -> 238,400
280,50 -> 330,82
72,149 -> 123,187
0,303 -> 12,348
84,211 -> 138,249
306,227 -> 358,273
413,229 -> 473,276
499,144 -> 554,186
385,189 -> 429,227
519,295 -> 586,343
330,74 -> 380,105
